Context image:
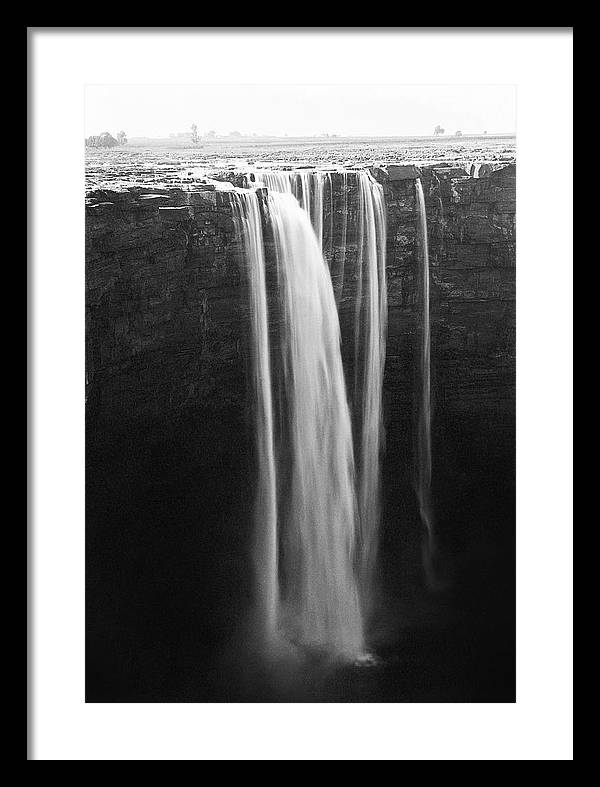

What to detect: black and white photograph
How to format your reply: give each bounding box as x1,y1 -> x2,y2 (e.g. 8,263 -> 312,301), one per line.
29,28 -> 572,760
85,84 -> 517,703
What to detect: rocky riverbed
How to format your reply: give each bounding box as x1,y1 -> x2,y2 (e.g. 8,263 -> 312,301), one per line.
85,134 -> 515,191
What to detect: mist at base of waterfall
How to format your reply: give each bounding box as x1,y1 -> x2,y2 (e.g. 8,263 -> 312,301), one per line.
207,534 -> 514,703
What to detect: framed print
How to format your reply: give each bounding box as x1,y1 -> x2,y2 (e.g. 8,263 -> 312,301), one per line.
29,27 -> 573,760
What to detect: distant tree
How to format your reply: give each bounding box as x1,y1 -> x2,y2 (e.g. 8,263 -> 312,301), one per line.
191,124 -> 199,144
455,130 -> 463,137
100,131 -> 118,147
434,125 -> 445,136
206,130 -> 216,137
86,131 -> 119,148
229,130 -> 242,137
116,130 -> 127,145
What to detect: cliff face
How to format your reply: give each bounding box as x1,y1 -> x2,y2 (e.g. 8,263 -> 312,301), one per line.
381,164 -> 516,457
86,187 -> 244,426
86,164 -> 515,701
86,187 -> 253,701
86,164 -> 515,437
86,165 -> 516,524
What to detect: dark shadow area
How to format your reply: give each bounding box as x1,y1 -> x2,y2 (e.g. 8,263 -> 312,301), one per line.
86,402 -> 514,702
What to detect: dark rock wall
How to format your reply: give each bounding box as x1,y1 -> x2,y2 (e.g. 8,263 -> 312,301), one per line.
382,164 -> 516,459
86,189 -> 253,701
86,163 -> 515,471
423,164 -> 516,434
86,187 -> 245,428
375,165 -> 515,579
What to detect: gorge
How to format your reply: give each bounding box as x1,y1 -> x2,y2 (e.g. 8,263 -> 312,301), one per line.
86,157 -> 516,701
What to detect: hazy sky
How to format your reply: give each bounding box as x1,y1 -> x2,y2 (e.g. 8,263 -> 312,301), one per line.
85,84 -> 516,138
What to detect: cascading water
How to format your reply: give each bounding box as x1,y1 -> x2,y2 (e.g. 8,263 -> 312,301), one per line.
234,168 -> 387,660
256,169 -> 387,607
353,171 -> 387,603
415,179 -> 436,581
230,190 -> 279,643
255,170 -> 329,251
269,191 -> 364,658
330,171 -> 348,305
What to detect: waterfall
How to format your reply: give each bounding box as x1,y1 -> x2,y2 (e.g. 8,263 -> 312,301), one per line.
353,171 -> 387,602
268,191 -> 364,658
255,170 -> 328,251
330,171 -> 348,305
255,167 -> 388,610
230,190 -> 279,643
415,179 -> 436,578
234,168 -> 388,659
